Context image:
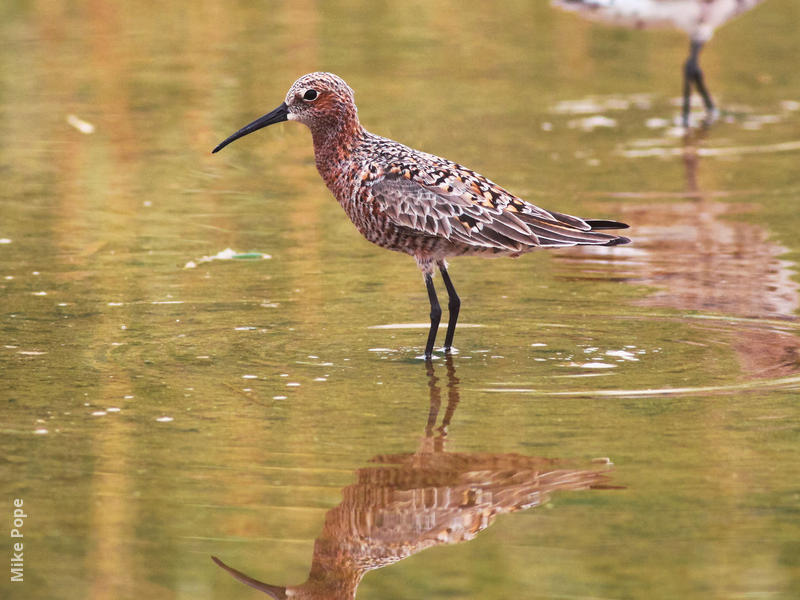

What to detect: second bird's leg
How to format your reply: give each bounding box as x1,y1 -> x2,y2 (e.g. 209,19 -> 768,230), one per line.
683,40 -> 714,127
438,262 -> 460,351
424,273 -> 442,360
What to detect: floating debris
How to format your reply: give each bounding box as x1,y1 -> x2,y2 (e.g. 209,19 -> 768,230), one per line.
184,247 -> 271,269
155,416 -> 174,423
66,114 -> 95,134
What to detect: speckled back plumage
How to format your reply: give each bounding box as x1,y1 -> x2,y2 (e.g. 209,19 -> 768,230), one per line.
281,72 -> 628,275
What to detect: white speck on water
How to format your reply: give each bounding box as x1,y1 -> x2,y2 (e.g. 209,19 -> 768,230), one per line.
273,395 -> 287,400
541,121 -> 553,131
242,374 -> 258,379
91,410 -> 107,416
4,276 -> 13,280
308,355 -> 319,359
531,343 -> 547,347
18,350 -> 47,356
579,362 -> 617,369
606,349 -> 639,361
313,377 -> 327,382
66,114 -> 95,134
665,126 -> 687,138
32,271 -> 40,275
234,326 -> 257,331
107,407 -> 121,413
143,200 -> 152,207
369,348 -> 397,352
196,355 -> 210,359
286,382 -> 300,387
260,302 -> 279,308
32,291 -> 47,296
0,238 -> 11,244
781,100 -> 800,111
280,373 -> 289,377
156,416 -> 174,423
534,358 -> 547,362
151,300 -> 184,305
645,117 -> 670,129
568,115 -> 617,131
552,95 -> 650,115
184,260 -> 198,269
242,388 -> 252,392
120,325 -> 127,330
108,302 -> 124,306
583,347 -> 599,354
34,428 -> 49,435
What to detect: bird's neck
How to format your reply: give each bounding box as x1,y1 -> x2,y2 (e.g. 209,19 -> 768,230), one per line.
310,115 -> 366,187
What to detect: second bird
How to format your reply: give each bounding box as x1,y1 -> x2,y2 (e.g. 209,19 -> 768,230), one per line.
552,0 -> 765,127
213,73 -> 630,359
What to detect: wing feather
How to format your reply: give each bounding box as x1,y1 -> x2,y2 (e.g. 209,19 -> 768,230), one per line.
370,173 -> 627,251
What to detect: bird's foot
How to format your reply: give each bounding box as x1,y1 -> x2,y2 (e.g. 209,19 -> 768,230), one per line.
702,107 -> 720,128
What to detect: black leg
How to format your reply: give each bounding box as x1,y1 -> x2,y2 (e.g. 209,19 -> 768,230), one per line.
682,53 -> 693,128
683,40 -> 714,128
438,263 -> 460,351
424,273 -> 441,359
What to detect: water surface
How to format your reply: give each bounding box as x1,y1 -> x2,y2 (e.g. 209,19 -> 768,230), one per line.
2,2 -> 799,599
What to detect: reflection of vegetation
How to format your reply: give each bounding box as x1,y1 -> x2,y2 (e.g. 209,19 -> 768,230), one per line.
213,357 -> 613,599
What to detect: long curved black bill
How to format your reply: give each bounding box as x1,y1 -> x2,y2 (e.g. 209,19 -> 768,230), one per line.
211,556 -> 287,599
212,102 -> 289,153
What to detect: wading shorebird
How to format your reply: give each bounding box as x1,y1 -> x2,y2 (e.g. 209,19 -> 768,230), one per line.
552,0 -> 765,127
213,73 -> 630,359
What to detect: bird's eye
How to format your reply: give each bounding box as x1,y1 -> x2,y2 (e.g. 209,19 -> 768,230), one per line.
303,89 -> 319,101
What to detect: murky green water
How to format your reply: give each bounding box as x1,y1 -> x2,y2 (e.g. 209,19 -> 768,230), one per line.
2,2 -> 799,599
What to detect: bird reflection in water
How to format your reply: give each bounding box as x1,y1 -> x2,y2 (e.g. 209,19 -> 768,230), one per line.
212,356 -> 615,599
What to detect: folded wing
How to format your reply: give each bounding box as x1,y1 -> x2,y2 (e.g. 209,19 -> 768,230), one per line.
370,174 -> 629,251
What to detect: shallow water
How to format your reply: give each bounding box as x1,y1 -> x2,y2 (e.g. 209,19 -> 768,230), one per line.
2,2 -> 799,599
